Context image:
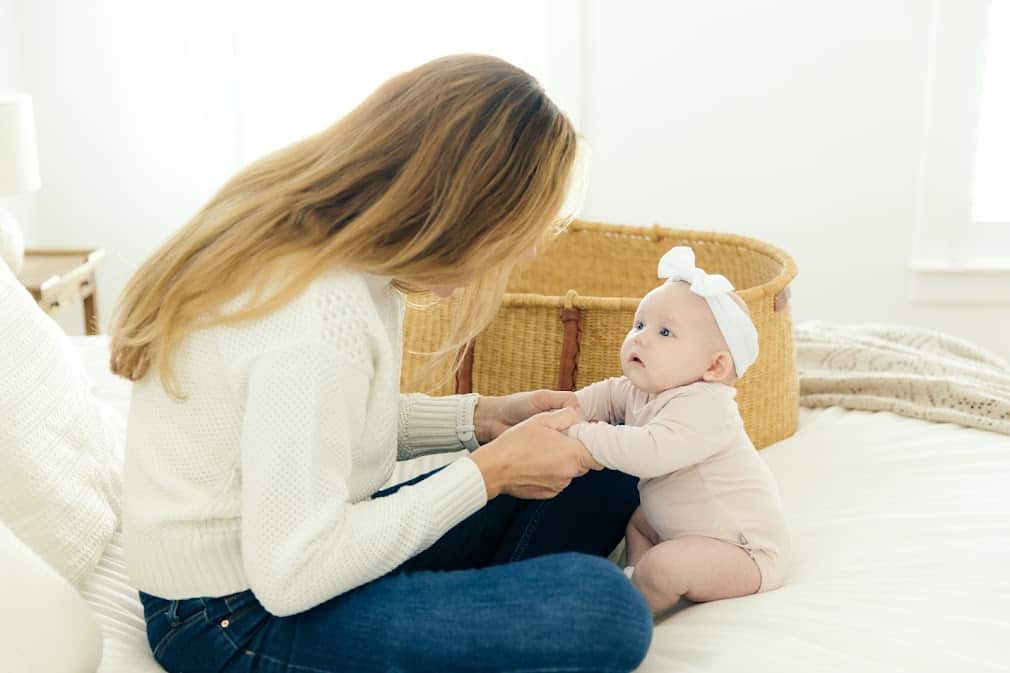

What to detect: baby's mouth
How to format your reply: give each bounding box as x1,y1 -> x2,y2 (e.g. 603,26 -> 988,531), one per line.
629,354 -> 645,367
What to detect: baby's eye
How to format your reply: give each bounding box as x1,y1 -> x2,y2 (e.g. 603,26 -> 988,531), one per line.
633,321 -> 644,330
659,328 -> 672,337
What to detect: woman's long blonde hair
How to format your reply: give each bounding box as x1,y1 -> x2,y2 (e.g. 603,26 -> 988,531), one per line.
110,54 -> 581,398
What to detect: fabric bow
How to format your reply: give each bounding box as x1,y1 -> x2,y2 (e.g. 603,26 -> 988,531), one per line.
654,245 -> 760,378
657,246 -> 735,296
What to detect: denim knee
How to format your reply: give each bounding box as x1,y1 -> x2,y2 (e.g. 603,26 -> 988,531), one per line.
551,553 -> 653,672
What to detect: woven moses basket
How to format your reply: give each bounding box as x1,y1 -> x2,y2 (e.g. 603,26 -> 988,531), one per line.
401,220 -> 799,449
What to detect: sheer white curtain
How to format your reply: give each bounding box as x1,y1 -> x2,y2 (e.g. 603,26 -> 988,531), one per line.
231,0 -> 581,164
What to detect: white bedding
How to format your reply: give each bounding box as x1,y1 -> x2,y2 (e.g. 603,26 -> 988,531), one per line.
71,336 -> 1010,673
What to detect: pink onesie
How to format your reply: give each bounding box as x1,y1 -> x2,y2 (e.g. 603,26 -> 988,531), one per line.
569,377 -> 790,592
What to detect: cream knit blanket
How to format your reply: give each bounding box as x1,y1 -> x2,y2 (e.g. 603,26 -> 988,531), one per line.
795,321 -> 1010,436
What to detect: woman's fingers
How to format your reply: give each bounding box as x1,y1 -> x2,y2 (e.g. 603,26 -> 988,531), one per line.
529,406 -> 582,431
533,388 -> 581,408
573,440 -> 605,471
509,476 -> 572,500
529,417 -> 601,474
488,412 -> 605,500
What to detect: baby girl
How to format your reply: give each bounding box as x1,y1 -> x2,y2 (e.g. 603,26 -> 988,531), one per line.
567,246 -> 789,615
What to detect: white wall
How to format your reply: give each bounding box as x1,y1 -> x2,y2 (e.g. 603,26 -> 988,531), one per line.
578,0 -> 1010,360
0,0 -> 33,242
8,0 -> 568,333
13,0 -> 240,332
6,0 -> 1009,359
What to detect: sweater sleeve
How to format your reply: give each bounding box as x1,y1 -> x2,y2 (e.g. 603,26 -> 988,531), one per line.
397,392 -> 480,460
239,342 -> 487,617
567,417 -> 724,479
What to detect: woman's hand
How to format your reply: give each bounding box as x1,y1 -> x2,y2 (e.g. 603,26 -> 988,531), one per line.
469,407 -> 604,500
473,389 -> 580,444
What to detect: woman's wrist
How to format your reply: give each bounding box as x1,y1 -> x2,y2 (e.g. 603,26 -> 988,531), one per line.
468,443 -> 505,500
472,394 -> 498,445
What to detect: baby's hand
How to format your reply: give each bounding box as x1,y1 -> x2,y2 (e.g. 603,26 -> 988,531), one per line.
573,437 -> 605,471
561,417 -> 604,472
561,408 -> 589,437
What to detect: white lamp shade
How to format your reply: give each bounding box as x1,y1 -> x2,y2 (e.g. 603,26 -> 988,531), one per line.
0,93 -> 42,195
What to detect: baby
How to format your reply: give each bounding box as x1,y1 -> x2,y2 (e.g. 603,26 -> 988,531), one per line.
567,246 -> 789,615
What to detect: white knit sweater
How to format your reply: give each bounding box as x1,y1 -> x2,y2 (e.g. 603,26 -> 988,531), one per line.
122,270 -> 488,617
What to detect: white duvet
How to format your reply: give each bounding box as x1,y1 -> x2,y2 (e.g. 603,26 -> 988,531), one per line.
72,337 -> 1010,673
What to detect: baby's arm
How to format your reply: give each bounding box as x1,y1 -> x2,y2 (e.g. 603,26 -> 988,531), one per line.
574,377 -> 633,424
567,418 -> 721,479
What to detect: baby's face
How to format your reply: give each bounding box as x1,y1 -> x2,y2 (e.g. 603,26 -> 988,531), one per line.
620,282 -> 726,393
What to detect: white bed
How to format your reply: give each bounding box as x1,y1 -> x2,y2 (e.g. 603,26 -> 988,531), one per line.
71,336 -> 1010,673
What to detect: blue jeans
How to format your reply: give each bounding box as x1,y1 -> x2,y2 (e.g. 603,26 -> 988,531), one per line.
139,465 -> 652,673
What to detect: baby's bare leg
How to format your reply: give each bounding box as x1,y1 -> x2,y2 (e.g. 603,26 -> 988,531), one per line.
624,506 -> 660,567
631,536 -> 761,614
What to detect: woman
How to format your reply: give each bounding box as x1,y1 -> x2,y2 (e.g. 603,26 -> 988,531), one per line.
112,54 -> 652,673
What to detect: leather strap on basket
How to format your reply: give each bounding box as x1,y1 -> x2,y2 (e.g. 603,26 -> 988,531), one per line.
774,286 -> 791,312
455,341 -> 475,394
558,290 -> 582,391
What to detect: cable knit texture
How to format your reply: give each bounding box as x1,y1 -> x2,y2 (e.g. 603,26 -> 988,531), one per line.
122,270 -> 487,616
0,259 -> 123,588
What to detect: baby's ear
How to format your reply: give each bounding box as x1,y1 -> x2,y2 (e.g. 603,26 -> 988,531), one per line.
702,351 -> 736,383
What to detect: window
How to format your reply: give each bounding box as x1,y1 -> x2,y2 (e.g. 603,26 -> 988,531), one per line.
971,0 -> 1010,223
911,0 -> 1010,303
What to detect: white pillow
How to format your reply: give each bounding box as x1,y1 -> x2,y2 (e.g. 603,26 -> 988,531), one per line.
0,258 -> 122,588
0,520 -> 103,673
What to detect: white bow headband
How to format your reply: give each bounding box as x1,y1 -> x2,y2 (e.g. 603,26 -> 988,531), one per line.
657,246 -> 759,377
